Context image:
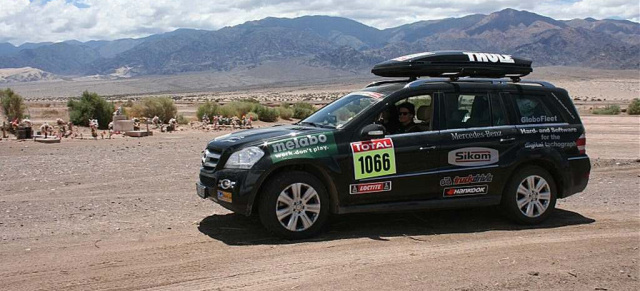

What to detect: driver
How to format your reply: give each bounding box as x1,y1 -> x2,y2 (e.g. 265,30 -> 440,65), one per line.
396,103 -> 419,134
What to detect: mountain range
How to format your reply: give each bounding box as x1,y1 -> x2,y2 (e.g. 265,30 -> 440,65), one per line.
0,9 -> 638,79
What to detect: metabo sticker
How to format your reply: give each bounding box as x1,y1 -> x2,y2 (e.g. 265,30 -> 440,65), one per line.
443,185 -> 489,197
268,132 -> 338,163
448,147 -> 499,167
349,181 -> 392,195
351,138 -> 397,180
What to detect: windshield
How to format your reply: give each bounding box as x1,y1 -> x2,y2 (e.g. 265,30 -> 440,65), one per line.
300,91 -> 383,128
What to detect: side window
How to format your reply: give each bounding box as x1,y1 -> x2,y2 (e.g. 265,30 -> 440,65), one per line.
443,93 -> 490,129
490,95 -> 507,126
514,94 -> 561,124
374,94 -> 433,135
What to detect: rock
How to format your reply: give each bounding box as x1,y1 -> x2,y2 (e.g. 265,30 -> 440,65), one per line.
528,271 -> 539,276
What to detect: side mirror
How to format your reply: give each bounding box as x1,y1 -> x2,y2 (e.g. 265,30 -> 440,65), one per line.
360,124 -> 385,140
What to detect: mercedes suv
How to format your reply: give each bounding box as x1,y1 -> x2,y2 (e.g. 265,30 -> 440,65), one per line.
196,51 -> 590,239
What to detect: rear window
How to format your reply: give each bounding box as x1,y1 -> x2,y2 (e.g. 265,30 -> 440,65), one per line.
514,94 -> 563,124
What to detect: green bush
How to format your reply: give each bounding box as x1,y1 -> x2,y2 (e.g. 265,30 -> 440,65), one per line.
292,102 -> 316,119
196,101 -> 219,120
246,112 -> 258,121
278,107 -> 293,120
0,88 -> 27,121
257,106 -> 279,122
592,105 -> 621,115
627,98 -> 640,115
176,114 -> 189,125
130,97 -> 177,122
67,91 -> 114,129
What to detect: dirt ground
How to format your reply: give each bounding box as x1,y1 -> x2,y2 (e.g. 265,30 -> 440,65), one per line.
0,112 -> 638,290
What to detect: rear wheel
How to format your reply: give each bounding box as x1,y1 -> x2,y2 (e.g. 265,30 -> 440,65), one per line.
259,171 -> 329,239
501,166 -> 557,224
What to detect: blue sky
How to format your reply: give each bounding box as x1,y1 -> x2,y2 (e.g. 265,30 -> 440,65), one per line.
3,0 -> 639,45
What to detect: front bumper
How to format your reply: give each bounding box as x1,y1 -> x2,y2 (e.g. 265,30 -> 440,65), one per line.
197,167 -> 265,215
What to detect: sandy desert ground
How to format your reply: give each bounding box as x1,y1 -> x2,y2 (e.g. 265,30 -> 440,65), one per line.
1,73 -> 639,290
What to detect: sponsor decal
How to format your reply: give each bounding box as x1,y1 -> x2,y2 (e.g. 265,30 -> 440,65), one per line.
393,52 -> 434,62
268,132 -> 338,163
440,173 -> 493,186
463,52 -> 515,63
448,147 -> 499,167
519,126 -> 579,149
217,190 -> 232,203
443,185 -> 489,197
450,130 -> 502,140
520,116 -> 558,123
349,181 -> 392,195
351,138 -> 397,179
525,141 -> 577,150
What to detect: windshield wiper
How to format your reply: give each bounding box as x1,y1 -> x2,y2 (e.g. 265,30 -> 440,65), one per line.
298,121 -> 334,129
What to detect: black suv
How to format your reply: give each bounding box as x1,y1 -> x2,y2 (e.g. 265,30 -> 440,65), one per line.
196,51 -> 590,239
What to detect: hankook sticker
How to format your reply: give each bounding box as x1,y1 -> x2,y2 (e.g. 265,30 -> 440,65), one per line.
443,185 -> 489,197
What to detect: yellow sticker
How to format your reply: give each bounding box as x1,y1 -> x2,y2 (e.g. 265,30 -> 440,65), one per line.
351,138 -> 396,180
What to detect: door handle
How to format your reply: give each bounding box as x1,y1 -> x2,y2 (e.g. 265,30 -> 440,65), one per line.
420,145 -> 436,151
500,137 -> 516,143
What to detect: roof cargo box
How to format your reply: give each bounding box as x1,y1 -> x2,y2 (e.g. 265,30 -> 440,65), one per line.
372,51 -> 532,80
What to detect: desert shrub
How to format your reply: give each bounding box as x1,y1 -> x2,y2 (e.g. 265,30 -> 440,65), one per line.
67,91 -> 114,129
176,114 -> 189,125
246,112 -> 258,121
130,97 -> 177,122
292,102 -> 316,119
196,101 -> 219,120
217,101 -> 264,118
122,100 -> 134,107
257,106 -> 279,122
592,105 -> 620,115
0,88 -> 27,121
218,105 -> 236,117
278,107 -> 293,120
627,98 -> 640,115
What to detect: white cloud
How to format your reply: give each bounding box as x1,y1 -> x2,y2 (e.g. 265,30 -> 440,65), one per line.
0,0 -> 637,45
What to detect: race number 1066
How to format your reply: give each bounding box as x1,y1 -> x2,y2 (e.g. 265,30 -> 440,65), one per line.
351,138 -> 396,180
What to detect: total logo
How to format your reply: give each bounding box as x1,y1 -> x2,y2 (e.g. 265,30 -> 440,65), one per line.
448,147 -> 499,167
443,185 -> 489,197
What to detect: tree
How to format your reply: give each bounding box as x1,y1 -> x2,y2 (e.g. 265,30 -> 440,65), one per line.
67,91 -> 114,129
0,88 -> 27,122
128,97 -> 177,123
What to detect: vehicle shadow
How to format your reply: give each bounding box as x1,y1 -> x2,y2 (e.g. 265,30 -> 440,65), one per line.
197,207 -> 595,246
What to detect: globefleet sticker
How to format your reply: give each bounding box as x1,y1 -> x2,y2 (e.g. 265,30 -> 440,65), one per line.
349,181 -> 392,195
268,132 -> 338,163
443,185 -> 489,197
520,116 -> 559,123
448,147 -> 499,167
351,138 -> 397,180
440,173 -> 493,187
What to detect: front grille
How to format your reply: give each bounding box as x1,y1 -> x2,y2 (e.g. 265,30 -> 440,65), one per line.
202,149 -> 222,169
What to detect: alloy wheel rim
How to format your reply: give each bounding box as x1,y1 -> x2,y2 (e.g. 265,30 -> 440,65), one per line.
276,183 -> 321,232
516,175 -> 551,218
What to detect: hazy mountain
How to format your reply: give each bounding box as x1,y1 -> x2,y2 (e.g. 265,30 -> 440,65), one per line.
0,8 -> 637,78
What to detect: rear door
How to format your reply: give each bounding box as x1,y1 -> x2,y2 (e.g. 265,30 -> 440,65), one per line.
437,90 -> 518,200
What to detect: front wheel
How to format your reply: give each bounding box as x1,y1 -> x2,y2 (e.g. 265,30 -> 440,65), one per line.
258,171 -> 329,239
501,166 -> 557,224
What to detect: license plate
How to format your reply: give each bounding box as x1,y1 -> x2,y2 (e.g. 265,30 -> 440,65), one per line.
196,183 -> 208,198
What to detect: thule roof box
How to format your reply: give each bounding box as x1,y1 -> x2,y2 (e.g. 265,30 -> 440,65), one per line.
371,51 -> 532,82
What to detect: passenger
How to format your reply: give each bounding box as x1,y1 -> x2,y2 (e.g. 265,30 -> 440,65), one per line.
396,103 -> 419,134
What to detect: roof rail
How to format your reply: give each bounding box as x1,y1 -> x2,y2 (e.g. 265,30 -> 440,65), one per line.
404,78 -> 556,88
366,78 -> 415,88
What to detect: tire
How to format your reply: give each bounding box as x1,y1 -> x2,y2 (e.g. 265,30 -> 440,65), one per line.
258,171 -> 330,239
501,166 -> 557,225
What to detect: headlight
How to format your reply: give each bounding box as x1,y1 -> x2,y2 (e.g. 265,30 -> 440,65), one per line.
224,146 -> 264,169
